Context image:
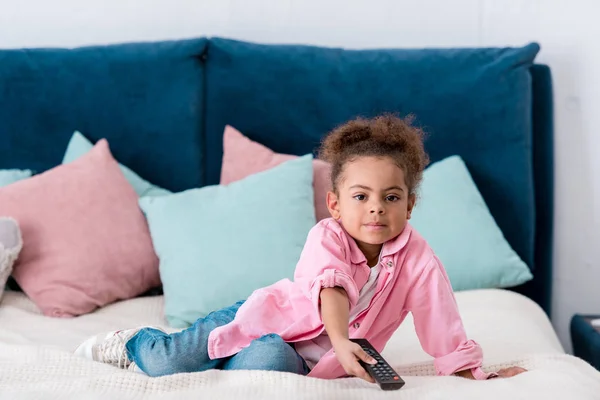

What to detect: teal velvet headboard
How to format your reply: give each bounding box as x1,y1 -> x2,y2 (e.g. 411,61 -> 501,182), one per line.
515,64 -> 554,315
0,37 -> 553,315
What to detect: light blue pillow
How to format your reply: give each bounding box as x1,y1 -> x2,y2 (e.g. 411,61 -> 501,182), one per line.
0,169 -> 32,187
62,131 -> 171,197
410,155 -> 533,291
139,154 -> 316,328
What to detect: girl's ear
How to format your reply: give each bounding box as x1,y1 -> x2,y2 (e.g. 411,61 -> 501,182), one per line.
407,193 -> 416,219
326,191 -> 341,220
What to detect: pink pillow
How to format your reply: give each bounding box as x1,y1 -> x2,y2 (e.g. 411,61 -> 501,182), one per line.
221,125 -> 332,221
0,140 -> 160,317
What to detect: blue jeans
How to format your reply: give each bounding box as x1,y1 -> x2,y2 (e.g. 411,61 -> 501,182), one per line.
125,300 -> 310,377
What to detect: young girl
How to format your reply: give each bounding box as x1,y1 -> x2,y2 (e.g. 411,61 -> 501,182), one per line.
74,114 -> 526,382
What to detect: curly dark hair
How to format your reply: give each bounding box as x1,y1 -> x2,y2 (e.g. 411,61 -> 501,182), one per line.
318,114 -> 430,196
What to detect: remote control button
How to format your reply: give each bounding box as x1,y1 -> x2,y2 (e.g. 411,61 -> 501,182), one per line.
393,376 -> 399,380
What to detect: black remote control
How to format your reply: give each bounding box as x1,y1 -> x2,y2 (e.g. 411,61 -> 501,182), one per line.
350,338 -> 405,390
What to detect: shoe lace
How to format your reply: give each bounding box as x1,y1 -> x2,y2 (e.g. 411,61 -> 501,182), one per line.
99,330 -> 134,369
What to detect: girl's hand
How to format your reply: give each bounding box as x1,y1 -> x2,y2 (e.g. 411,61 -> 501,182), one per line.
332,338 -> 378,383
495,366 -> 527,378
456,366 -> 528,380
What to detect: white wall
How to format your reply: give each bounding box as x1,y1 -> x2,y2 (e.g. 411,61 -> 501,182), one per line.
1,0 -> 599,353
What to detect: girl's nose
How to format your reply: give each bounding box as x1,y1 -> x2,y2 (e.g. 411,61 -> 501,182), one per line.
370,203 -> 384,214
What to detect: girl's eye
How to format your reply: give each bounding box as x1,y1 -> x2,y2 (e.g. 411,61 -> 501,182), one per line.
386,195 -> 399,202
353,194 -> 366,201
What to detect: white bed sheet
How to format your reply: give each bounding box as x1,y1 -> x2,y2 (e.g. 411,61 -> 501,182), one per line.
1,288 -> 598,400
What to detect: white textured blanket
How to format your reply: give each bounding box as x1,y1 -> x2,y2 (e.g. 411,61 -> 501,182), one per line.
0,345 -> 599,400
0,289 -> 598,399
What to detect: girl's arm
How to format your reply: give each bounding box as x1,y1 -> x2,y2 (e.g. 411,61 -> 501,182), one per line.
406,255 -> 498,380
293,221 -> 376,382
320,287 -> 376,383
320,287 -> 350,343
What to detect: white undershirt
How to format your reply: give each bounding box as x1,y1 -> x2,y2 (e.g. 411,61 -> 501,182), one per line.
295,262 -> 383,369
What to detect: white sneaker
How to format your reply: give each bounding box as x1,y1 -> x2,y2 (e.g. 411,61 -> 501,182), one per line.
74,328 -> 150,369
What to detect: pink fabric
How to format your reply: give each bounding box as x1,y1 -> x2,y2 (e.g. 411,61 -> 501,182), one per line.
208,218 -> 494,380
0,140 -> 160,317
220,125 -> 332,221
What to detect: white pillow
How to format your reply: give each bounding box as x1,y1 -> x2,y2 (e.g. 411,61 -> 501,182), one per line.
0,217 -> 23,301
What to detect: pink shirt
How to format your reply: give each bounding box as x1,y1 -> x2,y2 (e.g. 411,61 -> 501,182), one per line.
207,218 -> 494,380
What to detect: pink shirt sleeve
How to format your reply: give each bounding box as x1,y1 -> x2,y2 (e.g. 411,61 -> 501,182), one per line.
293,222 -> 360,311
406,255 -> 497,380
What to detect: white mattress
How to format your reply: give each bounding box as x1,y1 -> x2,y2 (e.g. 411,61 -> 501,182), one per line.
383,288 -> 565,366
2,288 -> 599,400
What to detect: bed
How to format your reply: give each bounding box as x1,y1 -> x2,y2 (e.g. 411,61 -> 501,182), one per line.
1,289 -> 599,399
1,38 -> 600,399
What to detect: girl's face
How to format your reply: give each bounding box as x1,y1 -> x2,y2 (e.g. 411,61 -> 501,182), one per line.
326,156 -> 415,259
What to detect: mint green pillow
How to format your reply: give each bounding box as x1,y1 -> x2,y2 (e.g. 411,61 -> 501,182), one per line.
139,154 -> 316,328
0,169 -> 32,187
410,155 -> 532,291
62,131 -> 170,197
